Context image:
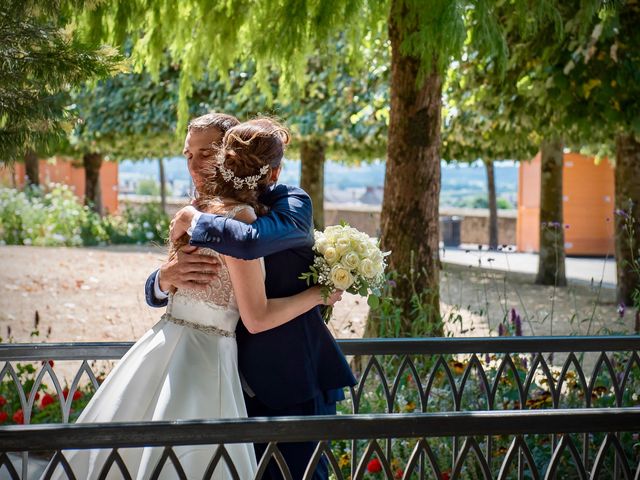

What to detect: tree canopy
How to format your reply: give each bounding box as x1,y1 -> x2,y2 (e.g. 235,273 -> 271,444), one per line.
66,0 -> 533,132
0,0 -> 120,162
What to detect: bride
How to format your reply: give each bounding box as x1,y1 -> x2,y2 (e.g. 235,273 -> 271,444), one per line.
48,119 -> 342,480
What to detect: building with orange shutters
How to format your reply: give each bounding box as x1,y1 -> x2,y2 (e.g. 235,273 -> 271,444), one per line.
517,152 -> 615,256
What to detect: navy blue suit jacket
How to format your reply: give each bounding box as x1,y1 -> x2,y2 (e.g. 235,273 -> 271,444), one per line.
144,184 -> 356,409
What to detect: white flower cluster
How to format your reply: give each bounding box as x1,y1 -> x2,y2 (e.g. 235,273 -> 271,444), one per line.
312,224 -> 389,293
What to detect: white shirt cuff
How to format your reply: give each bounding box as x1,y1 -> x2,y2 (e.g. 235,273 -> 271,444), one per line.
153,271 -> 169,300
186,209 -> 202,236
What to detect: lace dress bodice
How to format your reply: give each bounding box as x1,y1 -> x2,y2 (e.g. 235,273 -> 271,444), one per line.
164,204 -> 262,337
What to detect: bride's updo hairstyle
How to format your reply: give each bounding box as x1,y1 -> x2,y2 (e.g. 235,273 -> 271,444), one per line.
198,117 -> 290,216
168,118 -> 290,268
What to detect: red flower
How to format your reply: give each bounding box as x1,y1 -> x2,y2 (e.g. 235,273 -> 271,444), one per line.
41,360 -> 54,368
0,411 -> 8,423
41,393 -> 55,408
441,471 -> 451,480
12,409 -> 24,424
395,468 -> 404,478
72,390 -> 82,401
62,388 -> 69,400
367,458 -> 382,473
0,395 -> 6,407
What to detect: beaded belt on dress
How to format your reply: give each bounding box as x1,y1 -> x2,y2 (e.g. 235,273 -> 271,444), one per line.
161,313 -> 235,338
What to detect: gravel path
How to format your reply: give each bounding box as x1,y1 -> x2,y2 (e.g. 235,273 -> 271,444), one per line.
0,245 -> 631,347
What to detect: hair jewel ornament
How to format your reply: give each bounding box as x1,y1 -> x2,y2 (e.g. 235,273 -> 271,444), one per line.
215,155 -> 270,190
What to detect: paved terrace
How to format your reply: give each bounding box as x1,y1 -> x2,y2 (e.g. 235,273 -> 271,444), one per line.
441,244 -> 617,288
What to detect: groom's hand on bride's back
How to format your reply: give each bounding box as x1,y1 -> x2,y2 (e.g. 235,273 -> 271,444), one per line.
158,245 -> 220,292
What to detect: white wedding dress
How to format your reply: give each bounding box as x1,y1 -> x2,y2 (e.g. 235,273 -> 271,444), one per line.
50,206 -> 259,480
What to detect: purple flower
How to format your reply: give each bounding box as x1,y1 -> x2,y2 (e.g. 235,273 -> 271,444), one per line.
498,323 -> 506,336
615,209 -> 630,219
387,280 -> 397,288
617,303 -> 625,318
485,353 -> 491,364
510,308 -> 517,325
522,357 -> 528,370
515,314 -> 523,337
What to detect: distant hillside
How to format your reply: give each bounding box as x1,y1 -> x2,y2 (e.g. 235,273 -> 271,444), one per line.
120,158 -> 519,208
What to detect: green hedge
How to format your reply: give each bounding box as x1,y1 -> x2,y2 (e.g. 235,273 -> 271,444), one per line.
0,184 -> 169,246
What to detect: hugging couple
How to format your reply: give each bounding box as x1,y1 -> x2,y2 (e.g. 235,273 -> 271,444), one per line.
52,114 -> 357,479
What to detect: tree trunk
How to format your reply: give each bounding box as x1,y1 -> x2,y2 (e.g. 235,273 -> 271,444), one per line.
535,138 -> 567,286
159,158 -> 167,214
10,163 -> 17,188
24,149 -> 39,186
485,159 -> 498,249
83,152 -> 103,215
300,139 -> 325,230
614,133 -> 640,306
366,0 -> 443,337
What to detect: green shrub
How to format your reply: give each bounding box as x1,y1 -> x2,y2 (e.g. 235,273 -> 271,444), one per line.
102,202 -> 170,244
0,184 -> 105,246
135,178 -> 172,197
0,184 -> 169,246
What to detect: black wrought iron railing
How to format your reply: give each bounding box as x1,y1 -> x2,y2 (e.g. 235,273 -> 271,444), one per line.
1,409 -> 639,479
3,337 -> 639,416
1,337 -> 639,479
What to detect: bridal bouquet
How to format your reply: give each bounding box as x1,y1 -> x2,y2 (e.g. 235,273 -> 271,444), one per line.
300,223 -> 390,322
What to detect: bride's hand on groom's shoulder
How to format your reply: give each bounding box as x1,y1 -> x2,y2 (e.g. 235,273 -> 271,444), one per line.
170,206 -> 198,242
158,245 -> 221,292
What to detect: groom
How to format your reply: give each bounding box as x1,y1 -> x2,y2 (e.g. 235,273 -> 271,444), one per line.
144,113 -> 356,480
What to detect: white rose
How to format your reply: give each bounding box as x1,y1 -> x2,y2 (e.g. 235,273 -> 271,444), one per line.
343,251 -> 361,270
368,248 -> 383,264
324,247 -> 339,265
330,264 -> 354,290
324,226 -> 342,241
355,239 -> 369,256
335,236 -> 351,255
373,261 -> 385,276
359,258 -> 377,279
315,237 -> 330,255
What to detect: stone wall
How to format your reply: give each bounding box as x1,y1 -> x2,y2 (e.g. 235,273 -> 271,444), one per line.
325,203 -> 517,246
122,196 -> 517,247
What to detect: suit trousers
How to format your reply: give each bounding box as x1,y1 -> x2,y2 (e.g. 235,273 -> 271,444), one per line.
244,390 -> 341,480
